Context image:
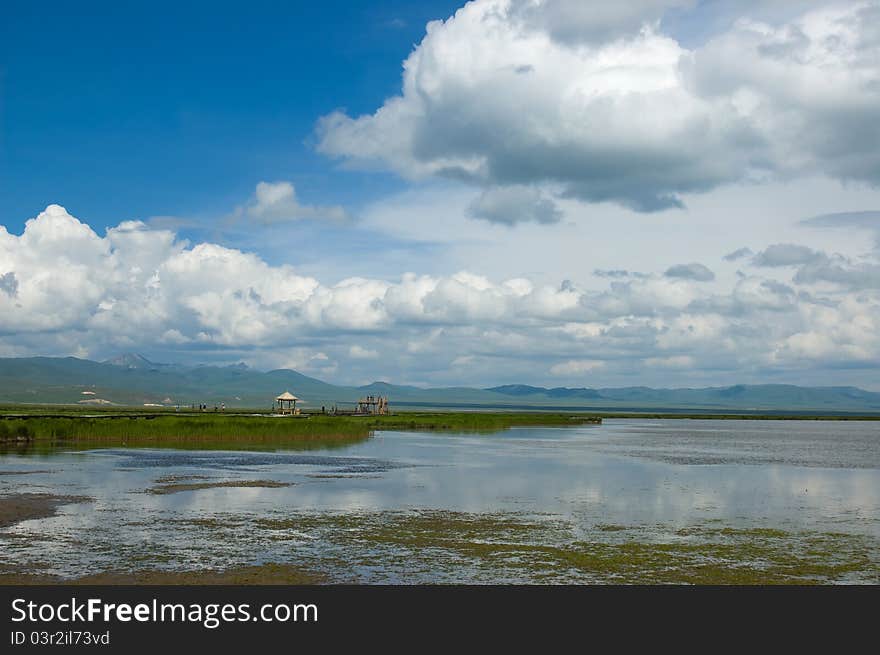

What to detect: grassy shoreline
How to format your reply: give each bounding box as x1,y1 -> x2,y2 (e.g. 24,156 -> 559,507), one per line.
0,411 -> 601,452
1,405 -> 877,453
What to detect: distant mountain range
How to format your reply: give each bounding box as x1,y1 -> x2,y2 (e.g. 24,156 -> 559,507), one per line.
0,354 -> 879,414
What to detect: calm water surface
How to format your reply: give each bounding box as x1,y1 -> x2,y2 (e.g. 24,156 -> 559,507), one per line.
1,419 -> 878,580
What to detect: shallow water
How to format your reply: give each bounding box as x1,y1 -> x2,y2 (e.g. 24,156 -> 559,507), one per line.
1,419 -> 879,582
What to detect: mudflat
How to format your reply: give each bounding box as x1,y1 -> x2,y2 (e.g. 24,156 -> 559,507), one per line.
147,479 -> 294,495
0,493 -> 90,529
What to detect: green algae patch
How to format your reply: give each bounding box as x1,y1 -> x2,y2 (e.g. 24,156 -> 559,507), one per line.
246,510 -> 880,584
543,536 -> 878,584
6,507 -> 875,584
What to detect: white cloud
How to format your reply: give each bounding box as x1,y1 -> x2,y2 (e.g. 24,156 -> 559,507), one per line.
349,344 -> 379,359
752,243 -> 821,267
243,181 -> 350,224
509,0 -> 694,45
0,272 -> 18,297
644,355 -> 695,368
2,204 -> 880,388
751,243 -> 880,290
800,211 -> 880,255
468,185 -> 562,225
317,0 -> 880,216
550,359 -> 606,376
665,262 -> 715,281
723,247 -> 753,261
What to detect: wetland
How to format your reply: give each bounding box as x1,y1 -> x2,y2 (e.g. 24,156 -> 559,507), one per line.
1,417 -> 878,584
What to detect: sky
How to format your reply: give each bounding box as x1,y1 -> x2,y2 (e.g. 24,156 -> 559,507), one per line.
1,0 -> 879,389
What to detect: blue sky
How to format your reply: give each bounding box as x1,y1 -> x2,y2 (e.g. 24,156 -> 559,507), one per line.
0,0 -> 462,234
0,0 -> 812,235
1,0 -> 879,389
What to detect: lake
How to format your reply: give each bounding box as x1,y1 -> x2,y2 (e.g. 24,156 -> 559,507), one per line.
1,418 -> 879,583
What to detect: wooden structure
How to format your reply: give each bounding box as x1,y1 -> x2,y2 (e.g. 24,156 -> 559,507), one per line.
275,391 -> 300,415
355,395 -> 389,416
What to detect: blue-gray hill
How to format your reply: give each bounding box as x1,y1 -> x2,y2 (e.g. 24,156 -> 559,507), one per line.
0,355 -> 879,413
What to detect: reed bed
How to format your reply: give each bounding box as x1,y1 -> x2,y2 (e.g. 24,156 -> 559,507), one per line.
0,411 -> 601,453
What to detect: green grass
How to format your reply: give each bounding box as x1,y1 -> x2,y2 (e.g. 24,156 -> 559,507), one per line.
0,415 -> 367,452
355,412 -> 599,432
0,411 -> 601,453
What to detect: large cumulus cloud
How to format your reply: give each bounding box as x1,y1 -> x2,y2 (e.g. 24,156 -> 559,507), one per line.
316,0 -> 880,217
1,205 -> 879,386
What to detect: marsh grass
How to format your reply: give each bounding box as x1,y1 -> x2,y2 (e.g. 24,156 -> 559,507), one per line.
358,412 -> 600,432
0,415 -> 366,439
0,411 -> 601,453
